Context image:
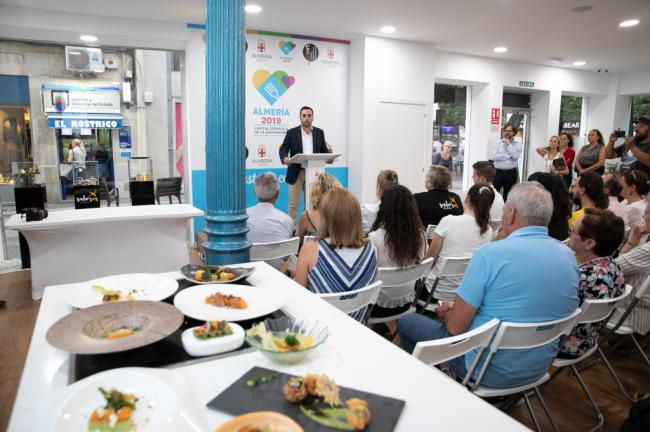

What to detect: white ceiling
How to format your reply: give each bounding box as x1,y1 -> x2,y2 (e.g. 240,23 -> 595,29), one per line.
1,0 -> 649,72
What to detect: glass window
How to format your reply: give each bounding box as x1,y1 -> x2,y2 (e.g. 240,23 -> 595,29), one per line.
433,84 -> 468,189
0,106 -> 31,183
559,95 -> 582,135
630,95 -> 650,131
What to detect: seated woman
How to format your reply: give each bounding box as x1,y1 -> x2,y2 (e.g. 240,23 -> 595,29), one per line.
535,135 -> 569,175
559,208 -> 625,358
603,174 -> 629,228
296,172 -> 341,245
362,169 -> 399,233
620,170 -> 648,228
424,183 -> 494,301
295,188 -> 378,322
368,184 -> 427,318
413,165 -> 464,228
528,172 -> 571,241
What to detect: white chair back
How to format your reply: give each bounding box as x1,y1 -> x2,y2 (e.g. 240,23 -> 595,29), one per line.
377,257 -> 434,288
607,277 -> 650,334
634,276 -> 650,299
437,256 -> 472,277
317,280 -> 382,317
303,235 -> 317,244
426,224 -> 437,239
249,237 -> 299,261
472,308 -> 582,389
578,285 -> 633,325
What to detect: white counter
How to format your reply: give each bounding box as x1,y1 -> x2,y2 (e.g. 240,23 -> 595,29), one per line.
8,262 -> 529,431
5,204 -> 203,299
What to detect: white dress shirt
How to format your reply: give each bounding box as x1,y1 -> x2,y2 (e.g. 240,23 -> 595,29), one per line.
301,128 -> 314,154
246,202 -> 294,269
492,138 -> 522,169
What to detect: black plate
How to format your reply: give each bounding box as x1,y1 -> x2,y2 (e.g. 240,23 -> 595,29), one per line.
179,264 -> 256,284
208,366 -> 405,432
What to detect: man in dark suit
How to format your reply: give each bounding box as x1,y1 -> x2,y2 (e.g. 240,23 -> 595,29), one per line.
279,106 -> 329,222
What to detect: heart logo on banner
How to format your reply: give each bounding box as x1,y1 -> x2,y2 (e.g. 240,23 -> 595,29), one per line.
252,69 -> 296,105
278,40 -> 296,55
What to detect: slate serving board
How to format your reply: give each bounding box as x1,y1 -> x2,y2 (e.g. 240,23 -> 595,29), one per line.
208,366 -> 405,432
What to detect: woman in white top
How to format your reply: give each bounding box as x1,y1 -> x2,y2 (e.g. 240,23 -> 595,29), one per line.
536,135 -> 569,175
361,169 -> 398,233
424,183 -> 495,300
620,170 -> 648,228
368,184 -> 427,318
603,175 -> 629,228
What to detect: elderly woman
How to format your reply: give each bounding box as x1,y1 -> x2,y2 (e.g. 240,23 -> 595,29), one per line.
361,169 -> 399,232
296,172 -> 341,244
432,141 -> 454,171
413,165 -> 463,228
559,208 -> 625,358
295,188 -> 378,322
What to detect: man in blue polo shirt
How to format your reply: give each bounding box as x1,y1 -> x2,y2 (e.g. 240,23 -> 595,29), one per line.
398,182 -> 579,388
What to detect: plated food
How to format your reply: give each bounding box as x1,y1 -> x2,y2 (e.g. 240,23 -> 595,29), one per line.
181,321 -> 245,357
193,320 -> 233,339
180,264 -> 255,285
247,322 -> 314,352
214,412 -> 304,432
64,274 -> 178,309
205,292 -> 248,309
88,387 -> 138,431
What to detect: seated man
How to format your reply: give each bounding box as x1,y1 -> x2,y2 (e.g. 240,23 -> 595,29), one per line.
398,182 -> 579,388
247,172 -> 294,269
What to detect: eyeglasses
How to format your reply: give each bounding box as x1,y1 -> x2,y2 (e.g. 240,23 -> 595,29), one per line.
504,129 -> 514,133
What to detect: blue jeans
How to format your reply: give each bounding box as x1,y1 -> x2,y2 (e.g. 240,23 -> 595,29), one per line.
397,313 -> 467,378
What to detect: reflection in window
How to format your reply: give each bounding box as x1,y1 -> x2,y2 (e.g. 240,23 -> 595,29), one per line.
434,84 -> 468,190
0,107 -> 31,183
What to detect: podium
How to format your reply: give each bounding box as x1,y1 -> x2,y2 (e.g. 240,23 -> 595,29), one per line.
289,153 -> 341,211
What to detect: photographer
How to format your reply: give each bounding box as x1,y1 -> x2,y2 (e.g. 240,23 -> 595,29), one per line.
606,116 -> 650,176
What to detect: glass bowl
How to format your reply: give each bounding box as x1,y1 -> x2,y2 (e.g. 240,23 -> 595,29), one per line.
245,316 -> 329,365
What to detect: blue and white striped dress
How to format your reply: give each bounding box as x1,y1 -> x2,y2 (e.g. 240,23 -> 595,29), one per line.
308,239 -> 378,322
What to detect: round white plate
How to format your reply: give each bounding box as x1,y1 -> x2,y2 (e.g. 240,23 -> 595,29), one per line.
173,284 -> 284,322
33,369 -> 182,432
181,322 -> 245,357
64,273 -> 179,309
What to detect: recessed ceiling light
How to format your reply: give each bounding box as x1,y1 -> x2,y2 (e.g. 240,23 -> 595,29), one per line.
619,19 -> 640,27
573,61 -> 586,66
493,46 -> 508,53
571,5 -> 593,13
80,35 -> 97,42
380,26 -> 396,34
244,4 -> 262,13
549,57 -> 564,63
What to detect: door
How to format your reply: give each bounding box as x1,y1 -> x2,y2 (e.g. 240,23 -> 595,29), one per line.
375,101 -> 428,195
501,107 -> 531,181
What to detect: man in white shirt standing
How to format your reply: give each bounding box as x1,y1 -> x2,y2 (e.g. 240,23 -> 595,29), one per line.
492,122 -> 522,201
471,160 -> 504,221
247,172 -> 294,268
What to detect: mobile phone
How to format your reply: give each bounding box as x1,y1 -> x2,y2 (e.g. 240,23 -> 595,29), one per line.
615,129 -> 626,138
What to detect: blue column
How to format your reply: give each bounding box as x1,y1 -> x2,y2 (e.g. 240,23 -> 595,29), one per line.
203,0 -> 250,265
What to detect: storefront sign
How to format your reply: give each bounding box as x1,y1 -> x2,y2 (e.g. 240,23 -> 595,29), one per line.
119,126 -> 132,157
42,85 -> 121,114
519,80 -> 535,88
491,108 -> 501,125
48,117 -> 122,129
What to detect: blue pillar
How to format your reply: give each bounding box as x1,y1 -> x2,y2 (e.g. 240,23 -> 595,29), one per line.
203,0 -> 250,265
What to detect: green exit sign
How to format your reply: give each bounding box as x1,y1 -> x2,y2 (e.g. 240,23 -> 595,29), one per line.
519,80 -> 535,88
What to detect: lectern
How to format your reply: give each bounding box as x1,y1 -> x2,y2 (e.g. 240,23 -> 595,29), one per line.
289,153 -> 341,211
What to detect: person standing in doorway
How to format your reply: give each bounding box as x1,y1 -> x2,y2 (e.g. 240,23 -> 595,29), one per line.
492,122 -> 522,201
68,138 -> 86,182
279,106 -> 330,223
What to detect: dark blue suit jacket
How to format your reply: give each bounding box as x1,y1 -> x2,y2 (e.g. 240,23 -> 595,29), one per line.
279,126 -> 328,185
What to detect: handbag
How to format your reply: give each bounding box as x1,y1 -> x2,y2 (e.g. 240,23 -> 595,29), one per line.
59,163 -> 72,179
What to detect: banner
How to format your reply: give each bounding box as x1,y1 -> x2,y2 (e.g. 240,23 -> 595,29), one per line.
41,85 -> 121,114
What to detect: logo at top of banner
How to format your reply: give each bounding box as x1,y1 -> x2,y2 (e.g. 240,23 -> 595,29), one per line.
303,43 -> 319,62
257,39 -> 266,53
252,69 -> 295,105
279,40 -> 296,55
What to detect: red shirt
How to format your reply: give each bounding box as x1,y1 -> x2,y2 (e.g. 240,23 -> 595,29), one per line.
563,148 -> 576,169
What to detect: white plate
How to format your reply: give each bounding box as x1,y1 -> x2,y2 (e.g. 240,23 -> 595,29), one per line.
181,322 -> 245,356
33,368 -> 204,432
173,284 -> 284,322
64,273 -> 179,309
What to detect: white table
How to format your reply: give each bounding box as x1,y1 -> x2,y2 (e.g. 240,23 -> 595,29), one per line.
8,262 -> 529,431
5,204 -> 203,299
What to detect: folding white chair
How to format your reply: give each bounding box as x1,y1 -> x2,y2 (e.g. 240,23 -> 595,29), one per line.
367,258 -> 434,326
317,280 -> 382,324
550,285 -> 633,431
413,318 -> 500,384
249,237 -> 299,262
469,309 -> 582,432
416,256 -> 472,312
425,224 -> 437,240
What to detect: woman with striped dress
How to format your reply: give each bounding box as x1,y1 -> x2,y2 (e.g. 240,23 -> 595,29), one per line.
295,188 -> 378,322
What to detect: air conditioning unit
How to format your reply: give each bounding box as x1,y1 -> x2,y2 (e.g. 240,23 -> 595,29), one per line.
65,46 -> 105,73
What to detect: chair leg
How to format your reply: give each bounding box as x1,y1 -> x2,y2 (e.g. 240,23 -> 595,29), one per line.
523,392 -> 542,432
630,335 -> 650,368
569,365 -> 604,432
597,347 -> 633,401
533,387 -> 560,432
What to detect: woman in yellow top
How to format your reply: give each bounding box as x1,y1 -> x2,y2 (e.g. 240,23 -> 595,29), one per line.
568,172 -> 609,228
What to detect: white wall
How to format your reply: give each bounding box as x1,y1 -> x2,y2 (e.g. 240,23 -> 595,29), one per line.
619,67 -> 650,96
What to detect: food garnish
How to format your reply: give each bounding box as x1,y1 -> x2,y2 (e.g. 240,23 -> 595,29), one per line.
102,327 -> 141,340
346,398 -> 371,430
92,285 -> 139,303
205,292 -> 248,309
88,387 -> 138,432
246,373 -> 280,388
283,377 -> 308,403
246,322 -> 314,352
193,320 -> 233,340
193,267 -> 235,282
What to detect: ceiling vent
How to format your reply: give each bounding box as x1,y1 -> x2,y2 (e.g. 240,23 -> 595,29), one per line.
65,46 -> 105,73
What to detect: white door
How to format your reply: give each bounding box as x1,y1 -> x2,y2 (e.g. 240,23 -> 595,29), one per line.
375,101 -> 428,195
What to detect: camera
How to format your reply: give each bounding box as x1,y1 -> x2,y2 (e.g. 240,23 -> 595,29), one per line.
24,208 -> 48,222
614,129 -> 626,138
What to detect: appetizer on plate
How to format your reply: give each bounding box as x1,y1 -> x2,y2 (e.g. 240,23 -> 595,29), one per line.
214,411 -> 303,432
102,326 -> 141,340
205,292 -> 248,309
246,322 -> 314,353
93,285 -> 141,303
193,321 -> 233,340
194,267 -> 235,282
88,387 -> 138,432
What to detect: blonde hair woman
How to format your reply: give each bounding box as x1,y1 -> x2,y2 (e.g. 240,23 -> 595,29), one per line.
295,188 -> 378,321
297,172 -> 341,244
536,135 -> 569,175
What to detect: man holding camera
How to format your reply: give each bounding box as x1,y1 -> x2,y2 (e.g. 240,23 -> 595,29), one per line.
606,116 -> 650,176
